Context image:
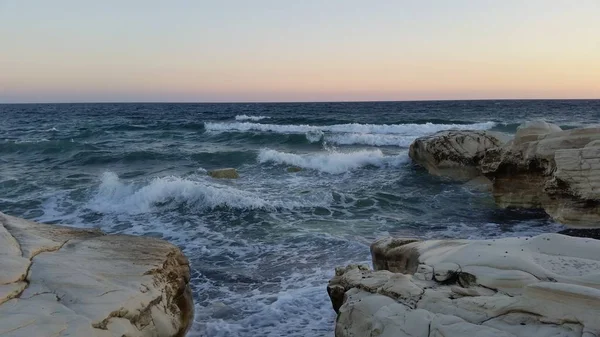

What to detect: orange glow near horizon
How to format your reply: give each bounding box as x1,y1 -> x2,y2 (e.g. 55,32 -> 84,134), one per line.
1,1 -> 599,102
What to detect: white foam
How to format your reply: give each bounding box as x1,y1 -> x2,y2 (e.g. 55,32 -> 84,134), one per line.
88,172 -> 273,214
325,133 -> 414,147
205,121 -> 495,136
305,130 -> 324,143
87,172 -> 331,214
234,115 -> 271,121
258,148 -> 408,174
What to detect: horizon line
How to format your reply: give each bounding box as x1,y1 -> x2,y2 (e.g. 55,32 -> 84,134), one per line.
2,97 -> 600,105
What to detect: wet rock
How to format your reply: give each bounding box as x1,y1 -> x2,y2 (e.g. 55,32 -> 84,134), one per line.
208,168 -> 239,179
410,121 -> 600,227
409,130 -> 511,181
0,212 -> 193,337
286,166 -> 303,173
481,123 -> 600,227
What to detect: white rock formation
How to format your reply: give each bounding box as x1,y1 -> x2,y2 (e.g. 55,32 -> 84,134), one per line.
328,234 -> 600,337
0,212 -> 193,337
512,120 -> 562,146
481,123 -> 600,227
408,121 -> 600,227
409,130 -> 511,181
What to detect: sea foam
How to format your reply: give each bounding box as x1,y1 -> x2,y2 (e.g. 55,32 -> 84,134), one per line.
206,121 -> 496,147
88,172 -> 272,213
235,115 -> 271,121
258,148 -> 407,174
205,121 -> 495,135
87,172 -> 331,214
324,133 -> 414,147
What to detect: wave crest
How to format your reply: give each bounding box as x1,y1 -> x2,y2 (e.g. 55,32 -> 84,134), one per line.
87,172 -> 332,214
206,121 -> 496,147
235,115 -> 271,121
325,133 -> 414,147
258,148 -> 407,174
206,121 -> 495,135
88,172 -> 272,213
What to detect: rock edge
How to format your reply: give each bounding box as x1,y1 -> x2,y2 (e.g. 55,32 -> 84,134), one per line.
0,212 -> 194,337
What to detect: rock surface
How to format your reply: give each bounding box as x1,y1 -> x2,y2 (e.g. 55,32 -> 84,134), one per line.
208,168 -> 239,179
481,122 -> 600,227
328,234 -> 600,337
409,121 -> 600,227
0,212 -> 193,337
409,130 -> 510,181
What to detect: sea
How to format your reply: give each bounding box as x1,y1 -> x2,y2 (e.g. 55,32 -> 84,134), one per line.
1,100 -> 599,336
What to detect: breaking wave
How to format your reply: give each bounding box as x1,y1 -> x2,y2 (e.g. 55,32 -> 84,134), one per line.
324,133 -> 414,147
88,172 -> 285,214
206,121 -> 496,147
205,121 -> 495,135
257,148 -> 408,174
235,115 -> 271,121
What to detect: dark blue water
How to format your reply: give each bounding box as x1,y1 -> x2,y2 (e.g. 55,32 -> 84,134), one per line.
1,100 -> 598,336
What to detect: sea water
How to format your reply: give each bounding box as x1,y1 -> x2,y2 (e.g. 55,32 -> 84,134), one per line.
1,100 -> 598,336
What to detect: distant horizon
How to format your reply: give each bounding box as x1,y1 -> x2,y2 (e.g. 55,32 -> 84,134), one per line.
2,97 -> 600,105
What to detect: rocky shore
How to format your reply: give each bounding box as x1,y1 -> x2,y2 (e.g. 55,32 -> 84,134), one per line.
328,121 -> 600,337
328,234 -> 600,337
410,121 -> 600,227
0,212 -> 193,337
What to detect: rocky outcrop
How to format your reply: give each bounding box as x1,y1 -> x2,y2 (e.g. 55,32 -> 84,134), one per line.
208,168 -> 239,179
409,121 -> 600,227
0,212 -> 193,337
409,130 -> 511,181
328,234 -> 600,337
481,122 -> 600,227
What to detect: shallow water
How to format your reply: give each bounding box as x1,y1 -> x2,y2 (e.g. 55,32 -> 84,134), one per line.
1,100 -> 598,336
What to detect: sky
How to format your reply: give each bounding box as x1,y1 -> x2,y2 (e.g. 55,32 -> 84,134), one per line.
1,0 -> 599,103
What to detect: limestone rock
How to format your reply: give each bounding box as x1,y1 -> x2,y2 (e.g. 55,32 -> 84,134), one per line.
208,168 -> 239,179
328,234 -> 600,337
0,212 -> 193,337
513,120 -> 562,145
481,123 -> 600,227
410,121 -> 600,227
409,130 -> 511,181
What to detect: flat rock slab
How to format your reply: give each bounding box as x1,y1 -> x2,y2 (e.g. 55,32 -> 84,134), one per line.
0,212 -> 193,337
328,234 -> 600,337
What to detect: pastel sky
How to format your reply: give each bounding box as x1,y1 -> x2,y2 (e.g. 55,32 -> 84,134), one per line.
1,0 -> 599,103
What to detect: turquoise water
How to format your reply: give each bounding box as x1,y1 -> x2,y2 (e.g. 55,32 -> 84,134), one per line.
1,100 -> 598,336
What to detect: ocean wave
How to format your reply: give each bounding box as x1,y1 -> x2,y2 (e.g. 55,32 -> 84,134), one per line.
0,139 -> 93,154
88,172 -> 271,213
324,133 -> 414,147
205,121 -> 495,136
235,115 -> 271,121
87,172 -> 327,214
305,130 -> 324,143
257,148 -> 407,174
